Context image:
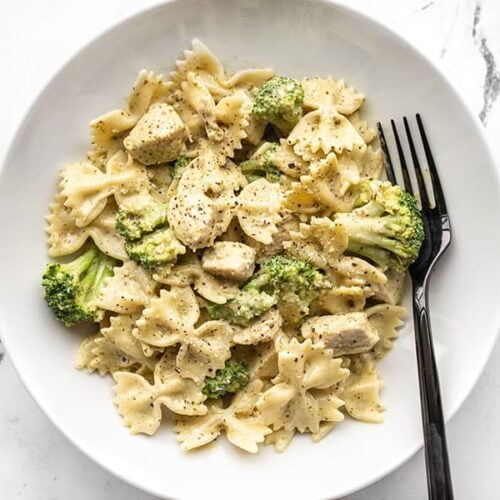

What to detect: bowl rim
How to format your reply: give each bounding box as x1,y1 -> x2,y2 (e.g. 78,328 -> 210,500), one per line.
1,0 -> 499,498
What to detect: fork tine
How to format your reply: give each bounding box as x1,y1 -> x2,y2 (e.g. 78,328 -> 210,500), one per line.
416,114 -> 448,214
377,122 -> 397,184
403,117 -> 430,209
390,119 -> 413,194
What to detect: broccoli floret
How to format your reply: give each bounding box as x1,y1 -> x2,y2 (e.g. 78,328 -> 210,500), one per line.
125,226 -> 186,273
207,289 -> 277,326
239,143 -> 282,183
202,360 -> 250,399
116,202 -> 168,241
245,255 -> 327,306
42,244 -> 116,326
172,155 -> 190,178
252,76 -> 304,134
334,180 -> 425,272
352,180 -> 373,208
207,256 -> 326,325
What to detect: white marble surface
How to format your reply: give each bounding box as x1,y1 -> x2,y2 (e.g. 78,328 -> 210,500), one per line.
1,0 -> 499,498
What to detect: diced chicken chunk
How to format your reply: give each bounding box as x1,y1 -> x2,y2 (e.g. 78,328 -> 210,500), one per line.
372,270 -> 406,305
168,190 -> 220,249
301,312 -> 379,356
201,242 -> 256,281
124,104 -> 186,165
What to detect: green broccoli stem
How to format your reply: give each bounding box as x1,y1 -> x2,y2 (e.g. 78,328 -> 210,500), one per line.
242,272 -> 271,292
346,242 -> 393,269
172,155 -> 190,177
81,256 -> 115,305
268,115 -> 296,135
239,159 -> 281,184
338,214 -> 410,258
64,245 -> 98,278
239,160 -> 262,182
239,161 -> 260,183
79,259 -> 100,296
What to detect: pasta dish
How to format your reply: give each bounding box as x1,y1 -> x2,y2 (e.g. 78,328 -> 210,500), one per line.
42,40 -> 424,453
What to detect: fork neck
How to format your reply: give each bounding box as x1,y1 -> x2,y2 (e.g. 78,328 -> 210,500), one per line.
411,273 -> 428,295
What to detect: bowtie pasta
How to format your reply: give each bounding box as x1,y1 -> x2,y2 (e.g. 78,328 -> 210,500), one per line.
42,40 -> 425,454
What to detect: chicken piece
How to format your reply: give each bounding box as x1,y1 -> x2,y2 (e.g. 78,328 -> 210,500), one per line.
372,270 -> 406,305
201,242 -> 256,281
301,312 -> 379,356
168,190 -> 222,249
124,104 -> 186,165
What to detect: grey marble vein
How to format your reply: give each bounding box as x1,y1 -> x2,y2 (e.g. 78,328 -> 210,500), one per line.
0,340 -> 4,365
473,1 -> 500,124
421,1 -> 434,11
472,1 -> 481,37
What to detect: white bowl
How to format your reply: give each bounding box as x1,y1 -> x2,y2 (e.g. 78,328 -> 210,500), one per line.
1,1 -> 499,499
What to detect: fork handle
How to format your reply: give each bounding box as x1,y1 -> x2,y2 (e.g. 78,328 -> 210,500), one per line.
413,282 -> 454,500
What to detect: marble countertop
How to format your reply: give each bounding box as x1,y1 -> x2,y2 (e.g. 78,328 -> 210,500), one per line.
1,0 -> 499,498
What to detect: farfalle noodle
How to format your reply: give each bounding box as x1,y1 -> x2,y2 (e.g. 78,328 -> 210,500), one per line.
174,380 -> 270,453
348,111 -> 377,144
76,315 -> 156,376
90,70 -> 168,157
342,358 -> 384,423
366,304 -> 406,359
134,287 -> 233,381
302,77 -> 365,115
237,178 -> 283,245
75,334 -> 134,376
113,350 -> 207,435
283,151 -> 364,215
46,196 -> 127,260
257,338 -> 349,450
288,108 -> 364,159
233,309 -> 283,345
59,151 -> 151,227
283,217 -> 348,270
96,261 -> 158,314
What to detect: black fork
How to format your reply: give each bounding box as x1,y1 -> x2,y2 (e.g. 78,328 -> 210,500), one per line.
377,115 -> 453,500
